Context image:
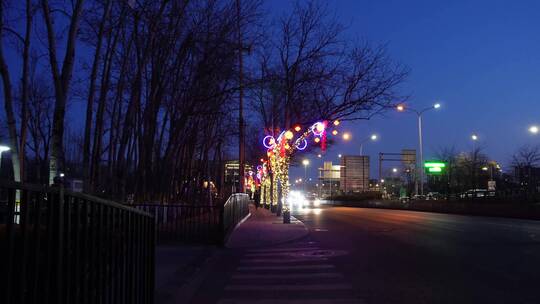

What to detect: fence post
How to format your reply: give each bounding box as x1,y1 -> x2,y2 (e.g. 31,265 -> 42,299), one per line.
56,183 -> 65,303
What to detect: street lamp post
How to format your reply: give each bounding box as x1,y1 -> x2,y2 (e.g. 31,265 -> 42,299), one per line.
359,134 -> 378,156
302,159 -> 309,193
0,145 -> 10,176
397,103 -> 441,196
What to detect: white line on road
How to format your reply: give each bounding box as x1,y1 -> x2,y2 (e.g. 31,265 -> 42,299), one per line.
218,299 -> 364,304
237,264 -> 335,271
231,272 -> 343,279
224,283 -> 352,291
240,258 -> 328,264
247,247 -> 320,253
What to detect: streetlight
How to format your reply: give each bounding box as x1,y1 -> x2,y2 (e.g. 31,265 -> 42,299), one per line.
0,145 -> 10,175
338,154 -> 342,158
529,125 -> 539,134
359,134 -> 378,155
302,159 -> 309,193
342,132 -> 351,141
392,168 -> 398,173
397,102 -> 441,196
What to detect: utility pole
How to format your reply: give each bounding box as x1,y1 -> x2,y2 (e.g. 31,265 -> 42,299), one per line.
236,0 -> 245,193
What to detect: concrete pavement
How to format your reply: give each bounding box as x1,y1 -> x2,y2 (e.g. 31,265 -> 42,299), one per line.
226,205 -> 309,248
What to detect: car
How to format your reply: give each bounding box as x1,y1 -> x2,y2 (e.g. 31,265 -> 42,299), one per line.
426,192 -> 443,200
411,194 -> 426,200
459,189 -> 496,199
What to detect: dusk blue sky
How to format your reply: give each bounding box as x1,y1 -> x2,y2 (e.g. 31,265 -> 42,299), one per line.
280,0 -> 540,180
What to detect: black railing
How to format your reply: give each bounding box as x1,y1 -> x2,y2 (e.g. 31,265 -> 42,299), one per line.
222,193 -> 250,237
135,204 -> 222,244
133,193 -> 250,245
0,181 -> 155,304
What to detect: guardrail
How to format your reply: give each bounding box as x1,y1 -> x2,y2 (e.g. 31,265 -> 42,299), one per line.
133,193 -> 250,245
0,181 -> 155,304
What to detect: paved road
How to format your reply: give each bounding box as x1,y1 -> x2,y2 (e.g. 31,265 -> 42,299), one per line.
190,206 -> 540,303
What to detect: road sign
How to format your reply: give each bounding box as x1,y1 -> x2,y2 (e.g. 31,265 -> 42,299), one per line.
424,161 -> 446,174
488,180 -> 496,191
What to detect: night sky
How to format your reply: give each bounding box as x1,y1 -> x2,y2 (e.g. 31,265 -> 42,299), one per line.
280,0 -> 540,180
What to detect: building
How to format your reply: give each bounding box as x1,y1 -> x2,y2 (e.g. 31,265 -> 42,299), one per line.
340,156 -> 370,193
223,160 -> 252,195
318,161 -> 341,197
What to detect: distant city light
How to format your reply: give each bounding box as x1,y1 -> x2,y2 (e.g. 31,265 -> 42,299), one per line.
317,154 -> 322,158
333,120 -> 340,126
294,125 -> 302,132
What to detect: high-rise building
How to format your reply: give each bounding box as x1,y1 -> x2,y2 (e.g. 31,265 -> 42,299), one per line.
340,156 -> 370,193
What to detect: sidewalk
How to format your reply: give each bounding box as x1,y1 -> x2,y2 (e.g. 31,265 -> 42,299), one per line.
154,204 -> 310,303
226,204 -> 310,248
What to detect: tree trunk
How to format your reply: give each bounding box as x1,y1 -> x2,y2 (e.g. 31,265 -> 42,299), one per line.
0,0 -> 21,183
83,0 -> 111,191
41,0 -> 84,184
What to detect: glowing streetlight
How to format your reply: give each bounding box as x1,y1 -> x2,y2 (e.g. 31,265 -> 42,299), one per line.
338,154 -> 342,158
317,154 -> 322,158
342,132 -> 351,141
0,146 -> 10,174
471,134 -> 478,141
392,168 -> 398,173
530,125 -> 539,134
302,159 -> 309,192
360,134 -> 379,155
396,102 -> 442,196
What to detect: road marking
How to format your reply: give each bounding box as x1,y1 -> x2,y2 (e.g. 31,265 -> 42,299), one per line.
240,258 -> 328,264
224,283 -> 352,291
247,247 -> 320,253
231,272 -> 343,279
237,264 -> 335,271
218,299 -> 364,304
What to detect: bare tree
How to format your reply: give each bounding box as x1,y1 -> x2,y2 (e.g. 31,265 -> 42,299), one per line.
41,0 -> 84,184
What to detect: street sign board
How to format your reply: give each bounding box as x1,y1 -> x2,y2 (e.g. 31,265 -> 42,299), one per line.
424,161 -> 446,174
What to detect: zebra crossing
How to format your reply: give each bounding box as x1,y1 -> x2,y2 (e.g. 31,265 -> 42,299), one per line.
216,242 -> 364,304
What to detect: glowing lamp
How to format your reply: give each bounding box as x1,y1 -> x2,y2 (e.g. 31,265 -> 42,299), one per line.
285,130 -> 294,140
314,137 -> 320,143
263,135 -> 276,149
260,158 -> 264,162
284,144 -> 290,150
342,133 -> 351,140
296,139 -> 308,151
397,105 -> 405,111
313,122 -> 325,136
333,120 -> 340,126
294,125 -> 302,132
332,130 -> 338,136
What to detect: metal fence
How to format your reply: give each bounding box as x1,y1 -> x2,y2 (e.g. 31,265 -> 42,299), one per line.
0,181 -> 155,304
134,193 -> 250,245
